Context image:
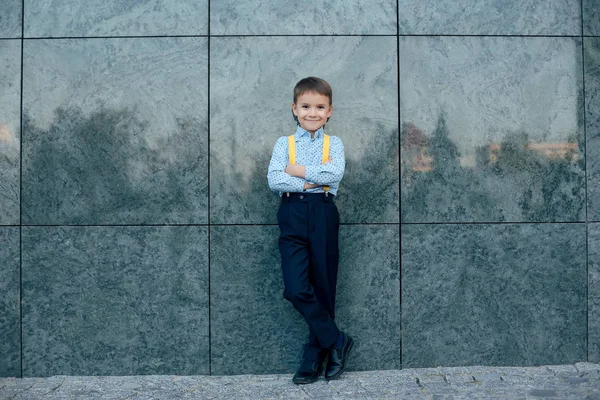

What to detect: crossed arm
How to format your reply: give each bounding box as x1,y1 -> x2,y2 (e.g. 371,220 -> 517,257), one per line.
284,160 -> 332,189
267,136 -> 345,193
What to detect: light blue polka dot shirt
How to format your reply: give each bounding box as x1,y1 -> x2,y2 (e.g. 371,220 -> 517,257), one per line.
267,125 -> 345,196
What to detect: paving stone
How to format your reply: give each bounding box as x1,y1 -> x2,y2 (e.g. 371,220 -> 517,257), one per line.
530,388 -> 560,396
546,364 -> 579,373
576,362 -> 600,372
1,364 -> 600,399
472,373 -> 502,382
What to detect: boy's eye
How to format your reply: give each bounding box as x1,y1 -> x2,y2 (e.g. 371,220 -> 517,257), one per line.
302,105 -> 309,109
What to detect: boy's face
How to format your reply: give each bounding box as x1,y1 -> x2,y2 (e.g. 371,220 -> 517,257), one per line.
292,91 -> 333,134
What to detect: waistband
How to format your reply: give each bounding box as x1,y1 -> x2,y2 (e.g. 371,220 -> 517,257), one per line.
281,192 -> 335,203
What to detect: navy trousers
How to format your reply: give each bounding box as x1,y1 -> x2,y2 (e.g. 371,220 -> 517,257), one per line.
278,192 -> 340,362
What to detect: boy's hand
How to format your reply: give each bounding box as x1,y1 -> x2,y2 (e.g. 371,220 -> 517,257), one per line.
285,164 -> 306,178
303,182 -> 321,190
286,158 -> 332,178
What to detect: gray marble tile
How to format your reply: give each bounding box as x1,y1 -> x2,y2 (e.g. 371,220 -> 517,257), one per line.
402,223 -> 587,368
399,0 -> 581,35
0,40 -> 20,225
210,225 -> 400,375
587,38 -> 600,221
400,37 -> 584,223
22,38 -> 208,225
584,0 -> 600,36
0,0 -> 21,38
21,226 -> 209,377
211,0 -> 395,35
590,223 -> 600,362
24,1 -> 207,37
210,226 -> 305,375
0,228 -> 20,377
335,225 -> 400,371
210,37 -> 398,224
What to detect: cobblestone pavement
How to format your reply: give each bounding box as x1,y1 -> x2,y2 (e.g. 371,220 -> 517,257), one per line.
1,363 -> 599,399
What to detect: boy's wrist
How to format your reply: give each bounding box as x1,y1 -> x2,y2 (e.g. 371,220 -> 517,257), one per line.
286,164 -> 306,179
303,182 -> 319,190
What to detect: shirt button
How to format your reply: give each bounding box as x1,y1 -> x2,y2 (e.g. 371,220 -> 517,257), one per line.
300,195 -> 304,199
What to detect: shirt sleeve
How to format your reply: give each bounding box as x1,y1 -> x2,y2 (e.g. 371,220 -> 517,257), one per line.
267,136 -> 306,194
304,136 -> 345,186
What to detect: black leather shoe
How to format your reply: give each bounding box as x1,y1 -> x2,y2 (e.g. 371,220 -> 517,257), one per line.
325,333 -> 354,381
293,359 -> 323,385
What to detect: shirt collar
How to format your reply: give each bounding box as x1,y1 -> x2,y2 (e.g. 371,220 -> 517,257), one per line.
294,125 -> 324,141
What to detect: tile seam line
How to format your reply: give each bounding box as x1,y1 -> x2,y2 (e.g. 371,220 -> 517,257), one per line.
580,0 -> 589,362
396,0 -> 402,370
20,224 -> 213,227
207,0 -> 211,376
17,223 -> 402,227
19,0 -> 25,379
15,221 -> 595,227
399,34 -> 582,38
213,34 -> 580,38
19,34 -> 394,40
19,35 -> 210,40
401,221 -> 588,225
8,34 -> 596,40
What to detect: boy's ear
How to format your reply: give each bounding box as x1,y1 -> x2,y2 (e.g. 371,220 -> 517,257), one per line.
291,103 -> 299,123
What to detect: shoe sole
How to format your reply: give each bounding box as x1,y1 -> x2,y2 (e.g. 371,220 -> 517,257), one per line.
325,337 -> 354,381
293,376 -> 319,385
293,365 -> 323,385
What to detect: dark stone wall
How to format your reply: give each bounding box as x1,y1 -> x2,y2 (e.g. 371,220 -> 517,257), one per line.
0,0 -> 598,377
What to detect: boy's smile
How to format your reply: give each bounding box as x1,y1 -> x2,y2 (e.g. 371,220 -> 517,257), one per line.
292,92 -> 333,135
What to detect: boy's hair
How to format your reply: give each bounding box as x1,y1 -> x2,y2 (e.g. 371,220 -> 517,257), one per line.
293,77 -> 333,105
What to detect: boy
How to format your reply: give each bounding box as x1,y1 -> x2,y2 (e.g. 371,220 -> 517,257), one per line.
267,77 -> 353,384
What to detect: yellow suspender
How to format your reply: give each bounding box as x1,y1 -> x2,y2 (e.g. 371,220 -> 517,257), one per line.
322,134 -> 330,164
322,135 -> 330,193
287,135 -> 296,165
288,134 -> 330,193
